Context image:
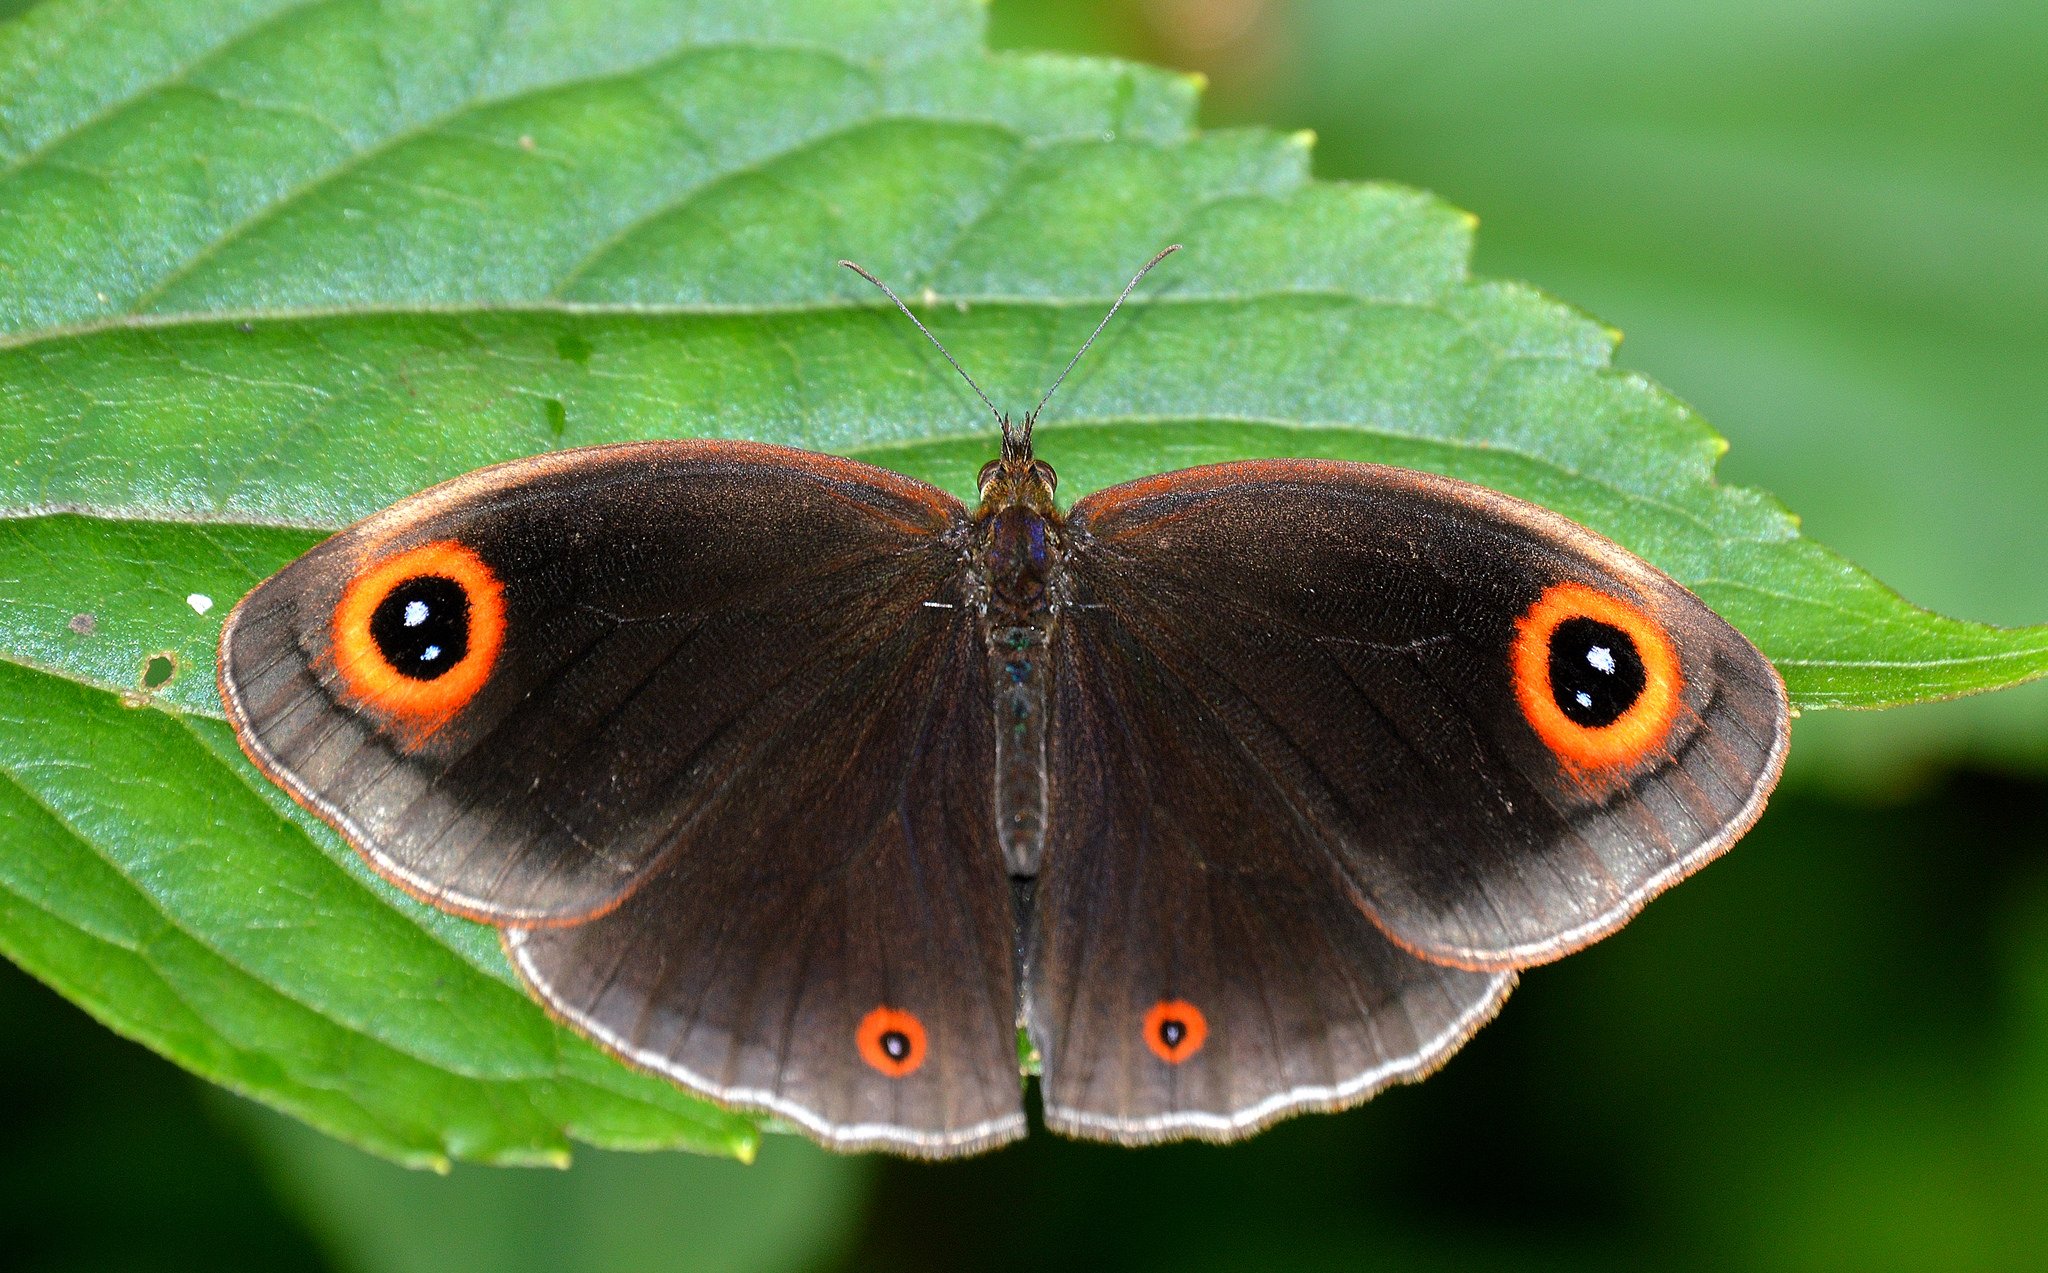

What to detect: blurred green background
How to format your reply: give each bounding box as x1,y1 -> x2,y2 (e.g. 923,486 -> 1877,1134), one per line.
7,1 -> 2045,1270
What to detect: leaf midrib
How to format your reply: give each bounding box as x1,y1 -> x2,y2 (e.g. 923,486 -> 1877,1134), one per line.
0,400 -> 1730,539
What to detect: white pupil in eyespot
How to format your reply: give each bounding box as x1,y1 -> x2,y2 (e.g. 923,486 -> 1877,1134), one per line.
1575,691 -> 1594,708
1587,645 -> 1616,674
403,600 -> 430,627
420,644 -> 442,662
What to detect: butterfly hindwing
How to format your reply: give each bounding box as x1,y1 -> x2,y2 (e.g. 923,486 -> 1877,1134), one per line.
1029,599 -> 1516,1141
505,595 -> 1024,1154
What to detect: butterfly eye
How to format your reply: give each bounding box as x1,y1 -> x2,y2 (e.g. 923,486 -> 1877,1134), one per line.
1142,999 -> 1208,1064
856,1005 -> 928,1078
1511,582 -> 1681,772
330,540 -> 505,744
977,459 -> 1002,491
1031,460 -> 1057,492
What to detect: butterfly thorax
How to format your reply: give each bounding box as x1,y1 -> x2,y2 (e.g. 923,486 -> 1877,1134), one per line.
972,454 -> 1064,877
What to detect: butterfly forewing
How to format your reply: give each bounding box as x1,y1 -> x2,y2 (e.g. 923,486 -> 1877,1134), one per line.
1058,460 -> 1790,972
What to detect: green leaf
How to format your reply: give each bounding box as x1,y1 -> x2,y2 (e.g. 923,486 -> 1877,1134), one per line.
0,0 -> 2042,1168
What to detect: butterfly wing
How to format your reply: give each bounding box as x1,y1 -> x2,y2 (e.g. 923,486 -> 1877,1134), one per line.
1028,459 -> 1785,1141
504,586 -> 1025,1155
221,440 -> 1023,1153
1059,460 -> 1789,969
1029,601 -> 1515,1142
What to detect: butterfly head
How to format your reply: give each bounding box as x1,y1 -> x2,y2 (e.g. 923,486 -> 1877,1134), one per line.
839,246 -> 1181,503
976,446 -> 1059,517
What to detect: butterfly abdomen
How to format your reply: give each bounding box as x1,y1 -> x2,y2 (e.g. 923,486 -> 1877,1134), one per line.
973,466 -> 1066,878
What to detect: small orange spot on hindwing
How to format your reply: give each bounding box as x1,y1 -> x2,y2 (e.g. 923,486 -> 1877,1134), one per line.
1143,999 -> 1208,1064
329,540 -> 505,745
856,1006 -> 928,1078
1511,582 -> 1681,773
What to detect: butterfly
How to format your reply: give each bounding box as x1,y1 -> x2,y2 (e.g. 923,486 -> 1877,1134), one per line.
218,248 -> 1788,1157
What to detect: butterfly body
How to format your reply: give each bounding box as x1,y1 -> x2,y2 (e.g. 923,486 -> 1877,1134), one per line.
973,454 -> 1065,876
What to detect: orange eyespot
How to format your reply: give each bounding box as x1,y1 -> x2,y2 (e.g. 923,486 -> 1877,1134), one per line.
856,1006 -> 928,1078
329,540 -> 505,746
1511,582 -> 1681,773
1143,999 -> 1208,1064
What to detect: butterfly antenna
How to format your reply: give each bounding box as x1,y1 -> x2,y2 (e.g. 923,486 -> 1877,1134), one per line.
1021,244 -> 1182,449
839,260 -> 1008,437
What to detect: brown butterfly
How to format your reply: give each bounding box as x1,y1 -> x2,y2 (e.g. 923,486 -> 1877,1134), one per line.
219,249 -> 1787,1157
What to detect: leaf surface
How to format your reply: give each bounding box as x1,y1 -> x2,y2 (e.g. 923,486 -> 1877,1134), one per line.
1,0 -> 2041,1164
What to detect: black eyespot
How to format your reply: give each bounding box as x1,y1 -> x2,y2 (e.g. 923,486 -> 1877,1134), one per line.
1547,617 -> 1646,727
880,1030 -> 911,1061
369,576 -> 471,681
1158,1018 -> 1186,1048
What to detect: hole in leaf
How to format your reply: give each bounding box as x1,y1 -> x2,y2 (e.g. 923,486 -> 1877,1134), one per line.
141,653 -> 177,690
543,398 -> 567,438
